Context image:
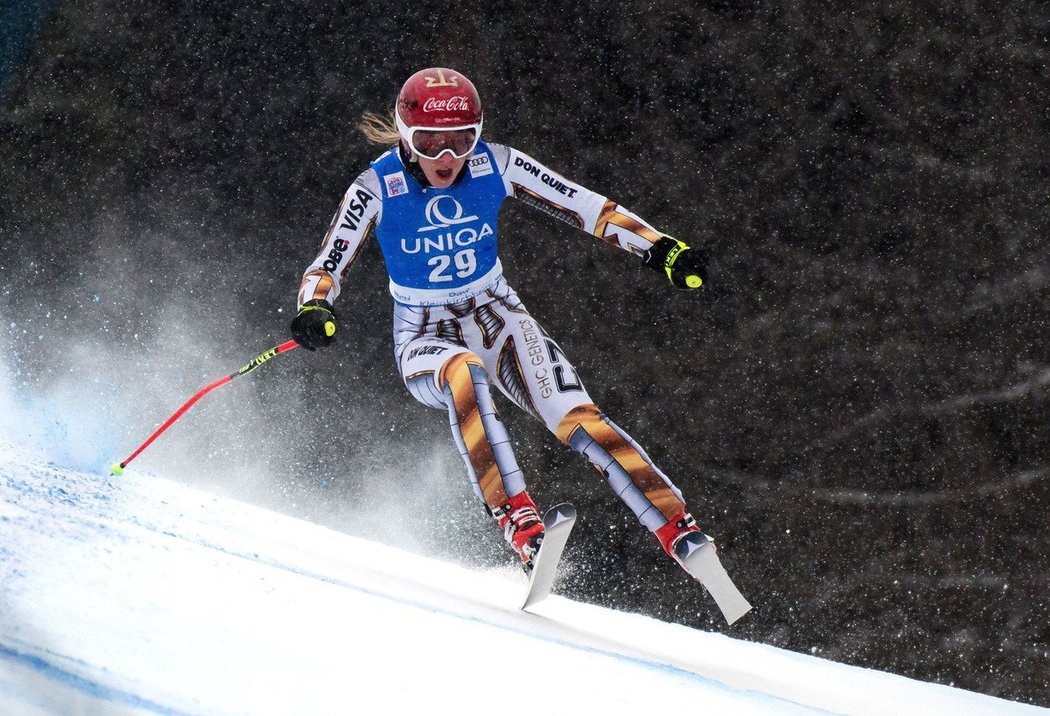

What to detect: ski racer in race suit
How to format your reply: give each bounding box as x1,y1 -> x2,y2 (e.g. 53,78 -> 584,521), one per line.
292,68 -> 713,574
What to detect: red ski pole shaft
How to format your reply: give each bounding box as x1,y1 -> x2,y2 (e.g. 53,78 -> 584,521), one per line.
111,339 -> 299,475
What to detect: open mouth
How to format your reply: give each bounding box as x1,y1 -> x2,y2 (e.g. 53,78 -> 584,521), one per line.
436,168 -> 453,179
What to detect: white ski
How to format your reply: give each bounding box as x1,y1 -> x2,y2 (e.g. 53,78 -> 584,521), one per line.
674,532 -> 752,625
521,503 -> 577,610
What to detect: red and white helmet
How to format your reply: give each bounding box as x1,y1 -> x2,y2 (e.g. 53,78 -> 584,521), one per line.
395,68 -> 483,160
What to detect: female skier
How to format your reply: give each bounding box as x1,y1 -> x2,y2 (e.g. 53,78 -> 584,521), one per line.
292,68 -> 714,576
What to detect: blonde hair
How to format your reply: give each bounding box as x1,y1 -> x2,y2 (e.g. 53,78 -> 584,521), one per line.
358,110 -> 401,146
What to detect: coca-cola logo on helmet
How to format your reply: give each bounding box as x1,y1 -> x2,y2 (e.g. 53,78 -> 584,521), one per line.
422,96 -> 471,113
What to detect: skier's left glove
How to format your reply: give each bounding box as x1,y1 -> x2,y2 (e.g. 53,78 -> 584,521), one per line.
643,235 -> 709,290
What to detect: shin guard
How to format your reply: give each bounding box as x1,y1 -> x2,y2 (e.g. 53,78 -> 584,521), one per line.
439,352 -> 526,511
557,403 -> 686,532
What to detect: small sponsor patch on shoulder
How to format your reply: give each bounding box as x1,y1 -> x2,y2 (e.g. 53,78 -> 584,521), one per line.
468,153 -> 494,178
384,171 -> 408,197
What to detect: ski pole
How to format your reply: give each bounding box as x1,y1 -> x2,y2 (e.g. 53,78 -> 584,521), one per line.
110,339 -> 300,475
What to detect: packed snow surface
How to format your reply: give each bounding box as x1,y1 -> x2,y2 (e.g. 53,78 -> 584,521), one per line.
0,441 -> 1042,715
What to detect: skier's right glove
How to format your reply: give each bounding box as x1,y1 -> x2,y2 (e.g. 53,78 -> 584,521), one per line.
290,299 -> 338,350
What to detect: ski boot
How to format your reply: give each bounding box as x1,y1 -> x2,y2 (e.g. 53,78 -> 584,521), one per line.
493,491 -> 545,572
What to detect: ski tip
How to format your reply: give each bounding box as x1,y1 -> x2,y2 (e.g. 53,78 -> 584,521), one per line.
673,531 -> 713,561
547,502 -> 575,513
544,503 -> 576,526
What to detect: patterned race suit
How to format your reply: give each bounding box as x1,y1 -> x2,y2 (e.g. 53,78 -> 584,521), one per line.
298,141 -> 694,554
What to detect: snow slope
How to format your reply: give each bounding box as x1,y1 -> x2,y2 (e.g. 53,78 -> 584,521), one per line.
0,441 -> 1043,716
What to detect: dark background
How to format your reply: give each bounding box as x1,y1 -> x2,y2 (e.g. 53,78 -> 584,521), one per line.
2,0 -> 1047,705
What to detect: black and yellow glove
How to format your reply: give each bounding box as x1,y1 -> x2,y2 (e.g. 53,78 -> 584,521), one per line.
643,235 -> 709,290
290,299 -> 338,350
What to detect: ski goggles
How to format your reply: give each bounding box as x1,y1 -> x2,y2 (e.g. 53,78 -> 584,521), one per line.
396,114 -> 483,160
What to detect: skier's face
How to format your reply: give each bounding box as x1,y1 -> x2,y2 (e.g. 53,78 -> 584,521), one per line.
417,152 -> 467,189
